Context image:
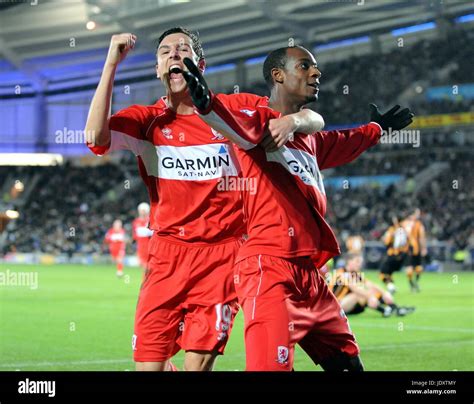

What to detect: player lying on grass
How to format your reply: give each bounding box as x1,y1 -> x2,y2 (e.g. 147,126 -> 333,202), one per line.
330,253 -> 415,317
85,28 -> 325,371
181,45 -> 414,371
104,219 -> 126,278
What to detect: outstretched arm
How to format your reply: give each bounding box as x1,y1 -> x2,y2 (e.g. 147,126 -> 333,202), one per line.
316,103 -> 414,170
261,109 -> 325,151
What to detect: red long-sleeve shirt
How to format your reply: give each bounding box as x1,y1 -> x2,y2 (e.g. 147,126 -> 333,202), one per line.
200,96 -> 382,267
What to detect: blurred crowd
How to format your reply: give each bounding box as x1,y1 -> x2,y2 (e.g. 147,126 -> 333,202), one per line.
326,149 -> 473,250
1,136 -> 472,255
1,163 -> 148,256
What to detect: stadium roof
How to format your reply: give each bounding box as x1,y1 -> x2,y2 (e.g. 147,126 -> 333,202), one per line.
0,0 -> 472,92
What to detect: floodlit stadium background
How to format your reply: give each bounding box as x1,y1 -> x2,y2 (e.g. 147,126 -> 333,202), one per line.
0,0 -> 473,371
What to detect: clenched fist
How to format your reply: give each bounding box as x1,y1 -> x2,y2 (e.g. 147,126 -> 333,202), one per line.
261,115 -> 299,151
105,33 -> 137,67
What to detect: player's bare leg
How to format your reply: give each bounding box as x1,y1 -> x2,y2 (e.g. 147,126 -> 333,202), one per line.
116,256 -> 124,278
340,293 -> 362,313
183,350 -> 219,371
136,359 -> 176,371
380,273 -> 396,294
414,265 -> 423,292
368,288 -> 414,317
406,265 -> 418,292
366,295 -> 392,317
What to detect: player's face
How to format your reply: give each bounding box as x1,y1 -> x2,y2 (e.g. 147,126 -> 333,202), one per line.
156,33 -> 202,94
282,47 -> 321,104
113,220 -> 122,230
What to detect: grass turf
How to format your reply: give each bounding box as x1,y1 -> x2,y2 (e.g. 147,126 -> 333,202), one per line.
0,264 -> 472,371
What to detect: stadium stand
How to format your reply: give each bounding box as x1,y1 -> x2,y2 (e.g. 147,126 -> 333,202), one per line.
1,23 -> 473,267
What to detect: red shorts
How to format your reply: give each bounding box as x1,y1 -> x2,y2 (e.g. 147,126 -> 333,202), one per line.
234,254 -> 360,371
133,236 -> 241,362
136,238 -> 150,267
109,244 -> 125,260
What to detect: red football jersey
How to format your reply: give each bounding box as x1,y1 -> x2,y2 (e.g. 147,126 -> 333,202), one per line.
87,94 -> 263,244
200,96 -> 382,267
132,217 -> 153,241
105,228 -> 126,246
132,217 -> 152,263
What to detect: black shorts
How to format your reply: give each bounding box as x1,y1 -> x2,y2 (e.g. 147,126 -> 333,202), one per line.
409,254 -> 422,267
346,302 -> 366,315
381,253 -> 406,275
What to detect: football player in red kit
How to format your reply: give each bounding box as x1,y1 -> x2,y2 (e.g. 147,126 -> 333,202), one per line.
132,202 -> 153,270
105,219 -> 126,277
183,45 -> 413,371
85,28 -> 324,371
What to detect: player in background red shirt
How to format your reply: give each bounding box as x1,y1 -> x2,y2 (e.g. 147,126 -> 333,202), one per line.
85,28 -> 324,371
132,202 -> 153,270
183,46 -> 413,370
105,219 -> 126,277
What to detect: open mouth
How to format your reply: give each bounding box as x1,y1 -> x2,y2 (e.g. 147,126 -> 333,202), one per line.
308,83 -> 319,91
169,64 -> 183,80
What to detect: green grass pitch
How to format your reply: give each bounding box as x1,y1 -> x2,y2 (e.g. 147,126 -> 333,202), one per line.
1,264 -> 473,371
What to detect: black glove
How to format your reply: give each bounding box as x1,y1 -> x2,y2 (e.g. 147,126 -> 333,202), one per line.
174,57 -> 211,113
369,103 -> 414,131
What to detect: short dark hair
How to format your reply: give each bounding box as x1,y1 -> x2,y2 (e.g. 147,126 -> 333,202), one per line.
156,27 -> 204,62
262,47 -> 288,88
263,45 -> 315,89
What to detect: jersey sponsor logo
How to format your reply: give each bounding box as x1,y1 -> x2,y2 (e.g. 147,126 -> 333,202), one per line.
211,127 -> 225,141
239,108 -> 256,117
157,143 -> 238,181
109,233 -> 125,242
266,147 -> 326,195
277,346 -> 289,364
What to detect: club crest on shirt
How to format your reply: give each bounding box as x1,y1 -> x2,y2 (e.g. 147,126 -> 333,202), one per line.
240,109 -> 256,117
211,127 -> 225,141
162,127 -> 173,139
277,345 -> 289,364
